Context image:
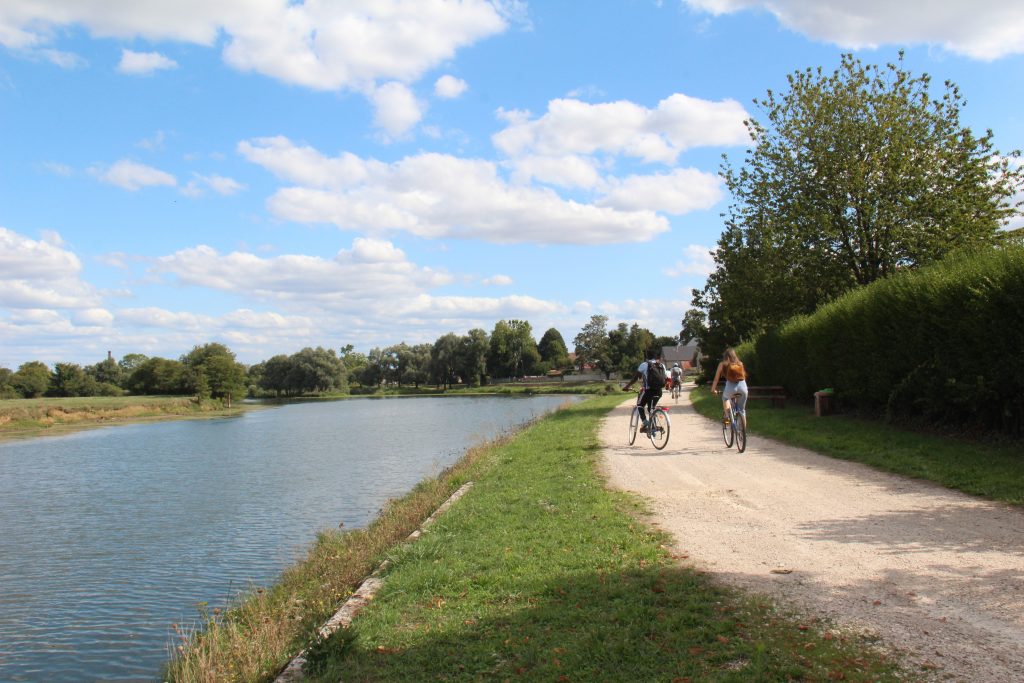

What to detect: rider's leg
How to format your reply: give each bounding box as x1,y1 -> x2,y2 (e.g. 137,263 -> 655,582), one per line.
735,381 -> 749,430
637,390 -> 649,425
723,380 -> 736,422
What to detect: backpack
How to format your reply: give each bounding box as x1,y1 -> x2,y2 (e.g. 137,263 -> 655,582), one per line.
646,360 -> 667,389
726,361 -> 746,382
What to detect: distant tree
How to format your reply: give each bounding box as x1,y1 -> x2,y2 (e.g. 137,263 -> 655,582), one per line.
0,367 -> 16,398
573,315 -> 611,375
608,323 -> 654,378
257,355 -> 291,396
126,357 -> 190,395
359,347 -> 387,388
87,356 -> 124,388
431,333 -> 461,389
339,346 -> 368,386
287,347 -> 346,394
13,361 -> 50,398
50,362 -> 98,397
400,343 -> 432,388
457,328 -> 490,386
488,320 -> 540,379
181,343 -> 247,403
537,328 -> 570,371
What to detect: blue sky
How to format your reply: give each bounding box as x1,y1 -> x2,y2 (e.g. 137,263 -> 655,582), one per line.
2,1 -> 1023,368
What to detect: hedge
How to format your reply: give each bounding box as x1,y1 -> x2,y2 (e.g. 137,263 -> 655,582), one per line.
737,245 -> 1024,434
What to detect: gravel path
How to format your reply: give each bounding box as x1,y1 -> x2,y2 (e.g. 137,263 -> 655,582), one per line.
599,386 -> 1024,682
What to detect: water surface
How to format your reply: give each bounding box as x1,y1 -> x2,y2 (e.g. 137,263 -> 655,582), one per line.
0,395 -> 575,682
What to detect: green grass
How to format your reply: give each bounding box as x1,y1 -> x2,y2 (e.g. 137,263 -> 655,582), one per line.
293,395 -> 904,682
691,387 -> 1024,505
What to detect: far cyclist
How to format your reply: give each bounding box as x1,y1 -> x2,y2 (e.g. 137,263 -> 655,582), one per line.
623,348 -> 667,433
670,362 -> 683,399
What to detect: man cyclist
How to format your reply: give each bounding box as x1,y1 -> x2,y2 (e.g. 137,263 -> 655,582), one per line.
623,348 -> 666,432
670,362 -> 683,397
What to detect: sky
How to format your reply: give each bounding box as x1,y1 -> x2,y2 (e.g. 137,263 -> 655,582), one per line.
2,0 -> 1023,368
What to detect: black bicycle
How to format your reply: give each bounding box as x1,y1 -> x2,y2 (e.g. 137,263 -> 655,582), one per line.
628,391 -> 670,450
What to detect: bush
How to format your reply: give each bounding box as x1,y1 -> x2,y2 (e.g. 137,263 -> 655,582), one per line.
740,245 -> 1024,434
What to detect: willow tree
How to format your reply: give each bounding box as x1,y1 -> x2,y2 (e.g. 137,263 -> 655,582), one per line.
692,53 -> 1023,356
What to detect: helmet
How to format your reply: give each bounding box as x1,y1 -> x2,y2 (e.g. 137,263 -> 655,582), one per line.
673,363 -> 679,367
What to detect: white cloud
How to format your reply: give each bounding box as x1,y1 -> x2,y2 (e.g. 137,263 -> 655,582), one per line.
482,274 -> 513,286
40,161 -> 73,176
72,308 -> 114,326
368,81 -> 423,138
434,74 -> 468,98
136,130 -> 167,150
683,0 -> 1024,60
665,244 -> 716,277
117,307 -> 207,329
38,48 -> 86,68
242,137 -> 669,244
117,48 -> 177,74
182,173 -> 246,198
0,227 -> 101,309
152,238 -> 453,305
493,94 -> 749,164
598,168 -> 723,214
507,154 -> 604,189
238,136 -> 370,189
94,159 -> 177,191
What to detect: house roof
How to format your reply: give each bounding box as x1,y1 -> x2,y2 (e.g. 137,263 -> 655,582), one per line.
662,344 -> 698,364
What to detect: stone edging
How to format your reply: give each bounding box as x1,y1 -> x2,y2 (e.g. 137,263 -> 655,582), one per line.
274,481 -> 475,682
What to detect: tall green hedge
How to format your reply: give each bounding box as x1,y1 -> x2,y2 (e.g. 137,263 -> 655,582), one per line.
738,245 -> 1024,434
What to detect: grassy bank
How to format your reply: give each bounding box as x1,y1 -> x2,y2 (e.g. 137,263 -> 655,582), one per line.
168,394 -> 905,682
0,395 -> 244,440
691,387 -> 1024,505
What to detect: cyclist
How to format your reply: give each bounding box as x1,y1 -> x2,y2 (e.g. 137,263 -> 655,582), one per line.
670,362 -> 683,397
623,348 -> 666,432
710,347 -> 748,430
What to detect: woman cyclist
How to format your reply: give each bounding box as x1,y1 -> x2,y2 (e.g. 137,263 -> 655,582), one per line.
710,348 -> 748,431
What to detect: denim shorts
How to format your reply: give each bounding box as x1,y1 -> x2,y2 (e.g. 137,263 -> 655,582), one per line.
722,380 -> 748,415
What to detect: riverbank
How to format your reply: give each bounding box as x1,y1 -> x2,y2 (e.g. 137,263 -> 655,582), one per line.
166,393 -> 905,682
0,384 -> 619,443
0,396 -> 247,441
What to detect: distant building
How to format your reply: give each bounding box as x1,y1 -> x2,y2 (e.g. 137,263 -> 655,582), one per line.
662,343 -> 700,372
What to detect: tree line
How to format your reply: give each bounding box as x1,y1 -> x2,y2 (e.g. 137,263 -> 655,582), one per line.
0,318 -> 679,400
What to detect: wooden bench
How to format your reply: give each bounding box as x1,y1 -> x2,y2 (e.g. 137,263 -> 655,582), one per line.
747,385 -> 787,408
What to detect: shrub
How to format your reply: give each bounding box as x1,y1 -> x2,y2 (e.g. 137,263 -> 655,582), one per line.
740,245 -> 1024,434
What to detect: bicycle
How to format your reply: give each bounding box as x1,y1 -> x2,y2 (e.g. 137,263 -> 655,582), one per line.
627,391 -> 671,450
670,377 -> 682,401
721,391 -> 747,453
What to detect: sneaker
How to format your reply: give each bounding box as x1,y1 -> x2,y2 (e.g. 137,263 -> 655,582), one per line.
723,417 -> 731,425
640,423 -> 648,433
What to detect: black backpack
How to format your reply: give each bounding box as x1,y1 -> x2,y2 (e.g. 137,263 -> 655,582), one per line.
646,360 -> 667,389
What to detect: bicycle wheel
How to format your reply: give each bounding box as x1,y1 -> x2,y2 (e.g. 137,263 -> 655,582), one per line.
628,406 -> 640,445
735,413 -> 747,453
721,408 -> 734,448
650,409 -> 670,450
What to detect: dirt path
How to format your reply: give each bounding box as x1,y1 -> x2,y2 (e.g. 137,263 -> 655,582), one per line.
599,386 -> 1024,682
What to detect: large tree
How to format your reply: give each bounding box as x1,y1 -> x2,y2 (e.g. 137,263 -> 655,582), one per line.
13,361 -> 51,398
488,320 -> 540,379
181,343 -> 247,403
692,53 -> 1023,356
537,328 -> 570,371
573,315 -> 611,375
457,328 -> 490,386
